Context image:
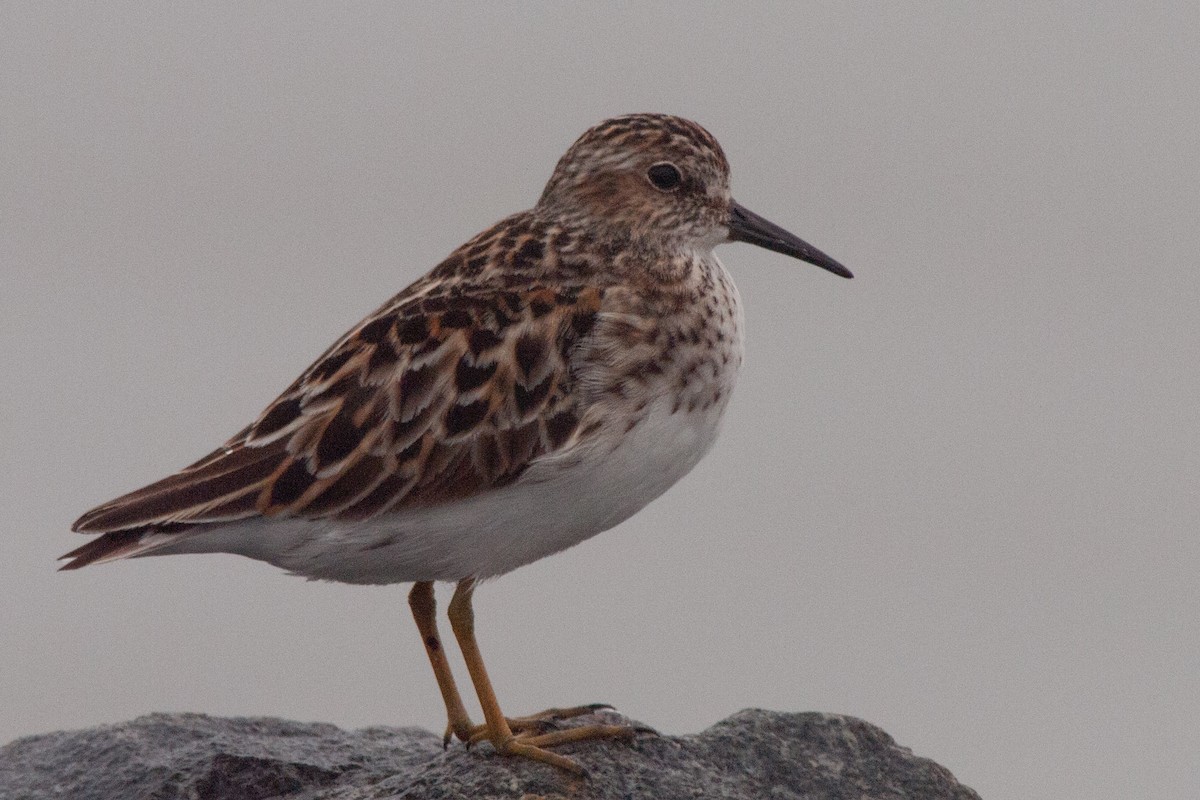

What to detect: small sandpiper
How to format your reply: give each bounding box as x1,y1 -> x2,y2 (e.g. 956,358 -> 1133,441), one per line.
65,113 -> 852,774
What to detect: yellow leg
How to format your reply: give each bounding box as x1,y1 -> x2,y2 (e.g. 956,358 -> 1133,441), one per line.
408,581 -> 476,746
446,577 -> 639,774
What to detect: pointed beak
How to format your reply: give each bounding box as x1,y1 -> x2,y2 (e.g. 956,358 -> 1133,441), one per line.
727,201 -> 852,279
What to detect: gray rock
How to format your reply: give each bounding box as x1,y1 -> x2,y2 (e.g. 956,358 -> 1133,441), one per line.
0,709 -> 979,799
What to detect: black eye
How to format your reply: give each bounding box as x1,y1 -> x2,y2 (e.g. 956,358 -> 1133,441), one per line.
647,162 -> 682,191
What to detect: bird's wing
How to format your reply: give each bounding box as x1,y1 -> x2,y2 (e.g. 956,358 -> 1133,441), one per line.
69,283 -> 603,540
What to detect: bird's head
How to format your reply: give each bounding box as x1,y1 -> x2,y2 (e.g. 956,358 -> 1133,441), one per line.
537,113 -> 851,278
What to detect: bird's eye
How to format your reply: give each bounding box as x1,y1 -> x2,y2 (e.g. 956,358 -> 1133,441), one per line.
647,162 -> 683,191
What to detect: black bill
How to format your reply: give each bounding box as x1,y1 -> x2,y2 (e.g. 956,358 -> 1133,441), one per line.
728,201 -> 852,279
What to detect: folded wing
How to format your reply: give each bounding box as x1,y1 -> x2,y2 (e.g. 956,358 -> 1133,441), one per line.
63,283 -> 602,569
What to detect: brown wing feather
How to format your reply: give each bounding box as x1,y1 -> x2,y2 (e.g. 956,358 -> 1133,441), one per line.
70,437 -> 285,532
68,283 -> 602,551
254,283 -> 602,518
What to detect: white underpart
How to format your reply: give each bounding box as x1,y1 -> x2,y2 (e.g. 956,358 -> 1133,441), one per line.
158,256 -> 746,585
170,394 -> 725,584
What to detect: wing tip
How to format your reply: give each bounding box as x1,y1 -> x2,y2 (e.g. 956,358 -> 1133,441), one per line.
70,507 -> 106,533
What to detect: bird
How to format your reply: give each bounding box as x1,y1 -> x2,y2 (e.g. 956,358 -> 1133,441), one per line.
63,113 -> 852,774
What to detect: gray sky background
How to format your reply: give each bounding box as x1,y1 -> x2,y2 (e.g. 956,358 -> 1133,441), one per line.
3,5 -> 1197,799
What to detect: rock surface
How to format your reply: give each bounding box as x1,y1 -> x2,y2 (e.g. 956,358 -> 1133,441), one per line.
0,709 -> 979,799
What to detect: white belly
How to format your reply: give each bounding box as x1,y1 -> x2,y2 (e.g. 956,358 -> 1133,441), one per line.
177,393 -> 732,584
169,255 -> 745,584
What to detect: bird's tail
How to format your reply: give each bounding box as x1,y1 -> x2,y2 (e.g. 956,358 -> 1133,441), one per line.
58,528 -> 185,571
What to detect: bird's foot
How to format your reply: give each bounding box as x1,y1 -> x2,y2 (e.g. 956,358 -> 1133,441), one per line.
479,719 -> 644,775
443,703 -> 613,746
461,703 -> 615,746
447,704 -> 650,774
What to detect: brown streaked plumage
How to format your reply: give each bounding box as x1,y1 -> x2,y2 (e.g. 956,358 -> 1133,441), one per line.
65,113 -> 851,774
69,281 -> 602,542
